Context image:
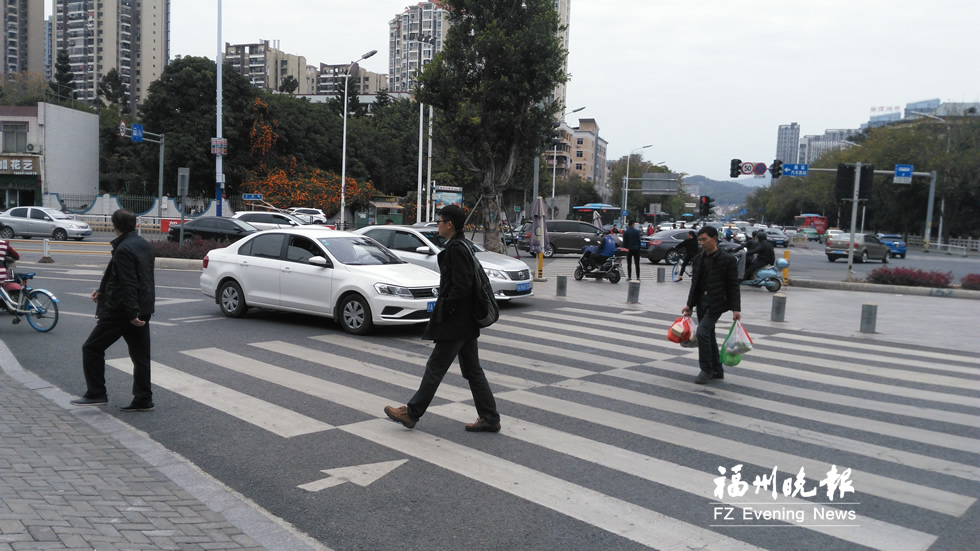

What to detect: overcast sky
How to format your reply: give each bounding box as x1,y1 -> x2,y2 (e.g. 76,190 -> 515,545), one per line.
163,0 -> 978,182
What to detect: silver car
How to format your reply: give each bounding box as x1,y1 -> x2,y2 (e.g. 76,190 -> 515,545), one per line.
355,225 -> 533,300
231,211 -> 309,231
0,206 -> 92,240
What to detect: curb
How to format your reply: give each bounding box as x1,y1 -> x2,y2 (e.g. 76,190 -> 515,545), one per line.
155,258 -> 204,270
788,278 -> 980,300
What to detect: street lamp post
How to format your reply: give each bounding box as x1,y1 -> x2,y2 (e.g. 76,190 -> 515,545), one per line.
413,34 -> 435,223
551,106 -> 585,218
909,111 -> 951,252
622,144 -> 652,226
340,49 -> 377,230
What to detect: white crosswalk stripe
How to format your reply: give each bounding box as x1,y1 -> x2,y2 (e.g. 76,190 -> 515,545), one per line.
105,306 -> 978,551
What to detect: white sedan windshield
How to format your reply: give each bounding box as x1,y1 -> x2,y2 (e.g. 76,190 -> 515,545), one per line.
318,236 -> 404,265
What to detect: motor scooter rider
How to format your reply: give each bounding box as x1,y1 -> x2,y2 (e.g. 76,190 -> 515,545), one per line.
590,232 -> 618,270
741,231 -> 775,281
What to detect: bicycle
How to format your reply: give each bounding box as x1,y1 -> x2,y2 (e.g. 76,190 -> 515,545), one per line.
671,258 -> 693,282
0,268 -> 60,332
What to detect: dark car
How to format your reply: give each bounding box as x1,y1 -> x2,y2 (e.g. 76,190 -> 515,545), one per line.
517,220 -> 616,257
646,229 -> 739,264
764,229 -> 789,248
168,217 -> 258,243
877,233 -> 907,258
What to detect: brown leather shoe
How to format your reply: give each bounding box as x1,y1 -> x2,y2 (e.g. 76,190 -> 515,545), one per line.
384,405 -> 417,429
465,417 -> 501,433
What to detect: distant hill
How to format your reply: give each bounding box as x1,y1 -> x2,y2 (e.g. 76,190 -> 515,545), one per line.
682,175 -> 763,206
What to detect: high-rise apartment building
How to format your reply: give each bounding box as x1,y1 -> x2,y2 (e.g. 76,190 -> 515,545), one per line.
3,0 -> 45,76
314,63 -> 385,96
224,40 -> 308,94
567,119 -> 606,186
798,129 -> 859,164
51,0 -> 170,110
775,122 -> 799,165
552,0 -> 570,109
388,2 -> 449,93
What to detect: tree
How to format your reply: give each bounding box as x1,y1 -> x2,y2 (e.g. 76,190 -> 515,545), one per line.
0,72 -> 49,106
98,68 -> 129,111
418,0 -> 567,251
279,75 -> 299,94
50,50 -> 75,101
373,89 -> 393,111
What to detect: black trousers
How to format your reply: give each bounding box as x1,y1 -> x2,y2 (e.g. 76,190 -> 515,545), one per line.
81,317 -> 152,401
626,250 -> 640,279
695,294 -> 724,375
407,338 -> 499,423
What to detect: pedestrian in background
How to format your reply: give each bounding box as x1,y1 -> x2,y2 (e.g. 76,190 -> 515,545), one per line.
71,209 -> 156,411
384,204 -> 501,433
680,226 -> 740,384
672,231 -> 698,282
622,219 -> 642,281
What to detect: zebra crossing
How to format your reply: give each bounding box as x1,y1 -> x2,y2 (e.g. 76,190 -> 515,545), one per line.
108,306 -> 979,551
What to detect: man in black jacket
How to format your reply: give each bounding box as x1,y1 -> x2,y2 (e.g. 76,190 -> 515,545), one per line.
384,205 -> 501,432
71,209 -> 156,411
681,226 -> 741,384
622,219 -> 642,281
743,231 -> 775,281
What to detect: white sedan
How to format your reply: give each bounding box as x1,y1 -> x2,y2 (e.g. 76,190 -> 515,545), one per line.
355,224 -> 533,300
200,228 -> 440,335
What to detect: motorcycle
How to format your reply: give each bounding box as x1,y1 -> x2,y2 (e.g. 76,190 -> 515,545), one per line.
0,262 -> 60,332
573,243 -> 624,284
734,249 -> 788,293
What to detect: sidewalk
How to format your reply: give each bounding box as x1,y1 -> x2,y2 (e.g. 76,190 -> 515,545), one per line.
1,261 -> 977,550
0,341 -> 328,551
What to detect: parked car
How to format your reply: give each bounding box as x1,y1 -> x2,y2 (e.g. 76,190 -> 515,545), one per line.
168,217 -> 258,243
287,207 -> 328,224
764,229 -> 789,248
0,206 -> 92,241
232,211 -> 309,231
646,229 -> 739,264
355,224 -> 532,300
199,228 -> 440,335
825,233 -> 890,263
877,233 -> 907,258
517,220 -> 616,257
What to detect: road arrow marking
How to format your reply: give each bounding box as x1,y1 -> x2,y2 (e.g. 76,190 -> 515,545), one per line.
298,459 -> 408,492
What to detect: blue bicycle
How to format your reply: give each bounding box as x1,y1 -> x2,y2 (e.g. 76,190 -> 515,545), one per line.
1,271 -> 59,332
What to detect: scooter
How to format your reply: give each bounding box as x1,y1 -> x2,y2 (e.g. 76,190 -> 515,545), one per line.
734,250 -> 788,293
573,245 -> 624,284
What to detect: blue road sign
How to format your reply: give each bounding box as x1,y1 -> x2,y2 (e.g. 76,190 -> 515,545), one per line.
894,164 -> 914,184
131,123 -> 143,143
783,163 -> 809,177
242,194 -> 263,201
739,208 -> 746,215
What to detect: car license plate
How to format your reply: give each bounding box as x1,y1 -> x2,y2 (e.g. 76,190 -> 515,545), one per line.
427,301 -> 436,312
517,282 -> 530,292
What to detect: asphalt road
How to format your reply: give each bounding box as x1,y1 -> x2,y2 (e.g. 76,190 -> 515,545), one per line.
1,260 -> 977,551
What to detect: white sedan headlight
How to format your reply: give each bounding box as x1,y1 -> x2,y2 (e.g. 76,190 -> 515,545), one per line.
68,223 -> 86,229
374,283 -> 414,298
484,268 -> 508,281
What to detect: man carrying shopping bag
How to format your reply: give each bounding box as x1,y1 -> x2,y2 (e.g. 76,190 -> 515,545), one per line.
679,226 -> 741,384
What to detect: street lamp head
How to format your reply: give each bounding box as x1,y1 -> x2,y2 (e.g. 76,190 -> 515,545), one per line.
569,106 -> 586,114
361,50 -> 378,61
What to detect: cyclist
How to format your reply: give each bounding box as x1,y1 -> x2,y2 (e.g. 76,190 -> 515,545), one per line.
0,238 -> 21,296
672,231 -> 698,282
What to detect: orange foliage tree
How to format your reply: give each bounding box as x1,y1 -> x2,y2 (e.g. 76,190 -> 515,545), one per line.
242,97 -> 378,217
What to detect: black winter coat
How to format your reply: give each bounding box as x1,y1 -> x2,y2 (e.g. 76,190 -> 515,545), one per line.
96,231 -> 155,321
685,249 -> 741,315
422,235 -> 479,342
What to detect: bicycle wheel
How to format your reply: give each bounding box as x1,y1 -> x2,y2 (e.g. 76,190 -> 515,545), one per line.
25,290 -> 58,332
671,262 -> 684,282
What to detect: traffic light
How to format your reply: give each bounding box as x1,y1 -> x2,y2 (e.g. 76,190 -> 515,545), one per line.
549,121 -> 561,145
858,164 -> 874,202
699,195 -> 714,216
730,159 -> 741,178
835,163 -> 854,202
771,159 -> 783,179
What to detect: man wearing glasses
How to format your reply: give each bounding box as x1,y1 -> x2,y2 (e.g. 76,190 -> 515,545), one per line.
384,205 -> 502,432
680,226 -> 741,384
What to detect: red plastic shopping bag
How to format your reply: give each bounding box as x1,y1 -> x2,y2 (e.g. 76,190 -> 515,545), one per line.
668,316 -> 691,343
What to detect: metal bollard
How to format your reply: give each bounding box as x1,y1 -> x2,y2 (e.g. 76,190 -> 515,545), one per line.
39,238 -> 54,263
556,275 -> 567,297
657,267 -> 665,283
627,280 -> 640,303
770,293 -> 786,322
860,303 -> 877,333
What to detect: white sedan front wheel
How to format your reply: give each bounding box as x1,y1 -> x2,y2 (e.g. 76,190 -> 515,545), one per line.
338,294 -> 373,335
